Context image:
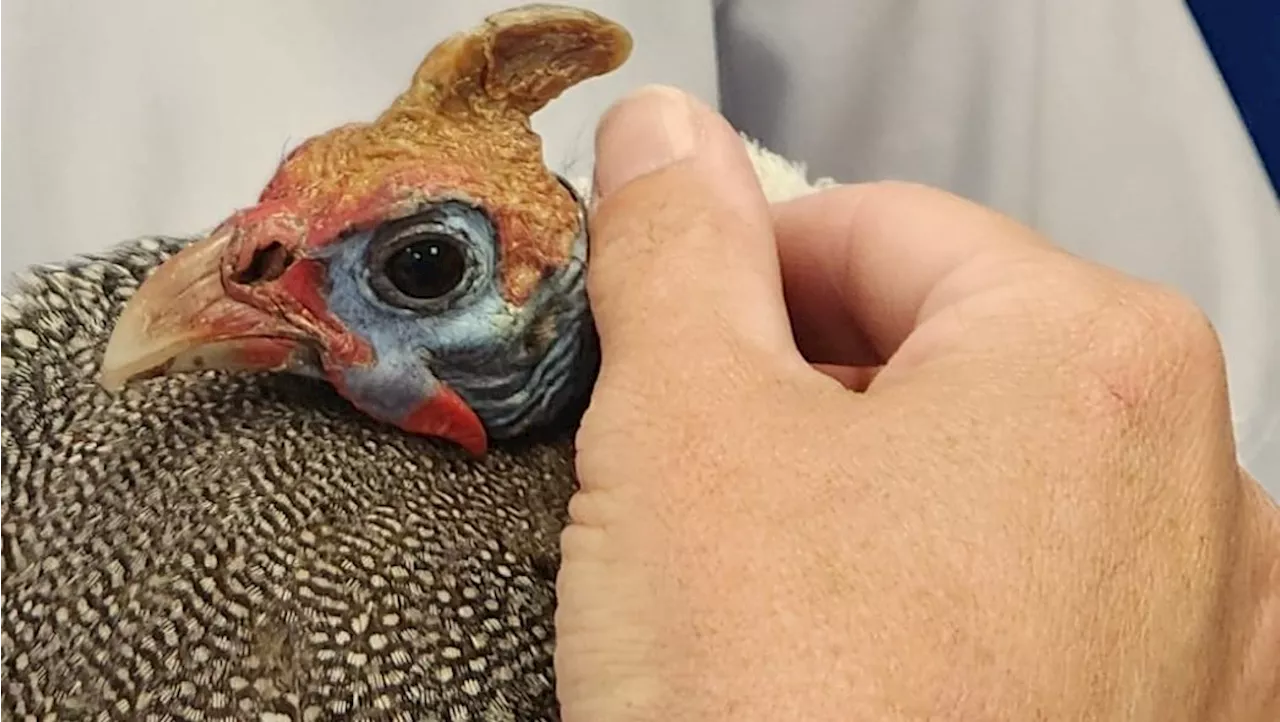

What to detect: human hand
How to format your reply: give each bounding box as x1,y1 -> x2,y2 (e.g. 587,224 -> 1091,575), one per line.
554,86 -> 1279,722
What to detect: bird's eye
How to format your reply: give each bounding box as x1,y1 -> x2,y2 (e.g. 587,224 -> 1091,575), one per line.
366,203 -> 492,311
382,233 -> 467,300
368,224 -> 474,309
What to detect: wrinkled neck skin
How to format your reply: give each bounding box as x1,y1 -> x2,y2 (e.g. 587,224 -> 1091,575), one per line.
437,210 -> 598,440
315,186 -> 598,444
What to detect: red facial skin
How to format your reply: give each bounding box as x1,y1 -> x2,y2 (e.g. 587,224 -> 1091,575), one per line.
103,6 -> 632,456
204,162 -> 518,454
390,383 -> 488,457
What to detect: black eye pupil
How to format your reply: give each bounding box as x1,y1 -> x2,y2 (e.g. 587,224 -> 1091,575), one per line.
384,236 -> 466,300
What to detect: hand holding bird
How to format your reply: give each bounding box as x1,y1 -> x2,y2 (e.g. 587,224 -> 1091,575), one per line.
5,5 -> 1274,720
557,85 -> 1280,722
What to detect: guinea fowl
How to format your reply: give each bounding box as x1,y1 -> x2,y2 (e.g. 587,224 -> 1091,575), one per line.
96,4 -> 632,457
1,4 -> 831,720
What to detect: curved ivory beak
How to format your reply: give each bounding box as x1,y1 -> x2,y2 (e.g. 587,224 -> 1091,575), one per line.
100,233 -> 312,390
99,232 -> 490,456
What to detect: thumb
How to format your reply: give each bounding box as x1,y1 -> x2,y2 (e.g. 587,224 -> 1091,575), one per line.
586,85 -> 799,381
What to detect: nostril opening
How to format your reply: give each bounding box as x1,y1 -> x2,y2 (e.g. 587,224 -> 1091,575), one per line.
233,242 -> 295,285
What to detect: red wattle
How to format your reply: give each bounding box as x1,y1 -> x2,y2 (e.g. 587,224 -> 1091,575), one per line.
401,385 -> 489,456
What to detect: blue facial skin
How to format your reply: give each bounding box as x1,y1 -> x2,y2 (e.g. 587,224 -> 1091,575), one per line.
311,188 -> 597,442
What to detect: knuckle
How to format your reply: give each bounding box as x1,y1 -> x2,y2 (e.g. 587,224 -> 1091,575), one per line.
587,192 -> 721,301
1146,285 -> 1223,355
1111,283 -> 1224,375
1066,280 -> 1224,425
585,179 -> 773,363
591,180 -> 716,262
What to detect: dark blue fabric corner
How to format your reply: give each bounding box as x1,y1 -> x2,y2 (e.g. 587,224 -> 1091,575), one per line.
1186,0 -> 1280,198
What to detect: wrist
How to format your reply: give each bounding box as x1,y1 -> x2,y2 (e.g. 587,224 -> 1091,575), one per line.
1220,475 -> 1280,720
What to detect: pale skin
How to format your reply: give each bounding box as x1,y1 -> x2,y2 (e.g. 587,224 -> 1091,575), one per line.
553,86 -> 1280,721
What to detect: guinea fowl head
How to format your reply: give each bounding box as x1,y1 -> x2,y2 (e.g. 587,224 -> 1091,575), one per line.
99,5 -> 632,455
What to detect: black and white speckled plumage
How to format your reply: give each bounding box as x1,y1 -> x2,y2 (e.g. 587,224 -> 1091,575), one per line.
2,236 -> 580,721
0,136 -> 823,721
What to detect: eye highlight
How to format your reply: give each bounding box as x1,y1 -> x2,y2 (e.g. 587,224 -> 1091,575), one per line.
382,233 -> 466,300
366,202 -> 491,311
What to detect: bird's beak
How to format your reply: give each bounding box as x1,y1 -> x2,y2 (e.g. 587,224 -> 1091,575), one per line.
100,231 -> 491,456
99,232 -> 314,391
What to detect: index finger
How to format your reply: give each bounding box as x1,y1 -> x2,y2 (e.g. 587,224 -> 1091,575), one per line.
773,182 -> 1065,366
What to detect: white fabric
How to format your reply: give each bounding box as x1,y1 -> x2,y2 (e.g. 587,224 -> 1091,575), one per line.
2,0 -> 1276,494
